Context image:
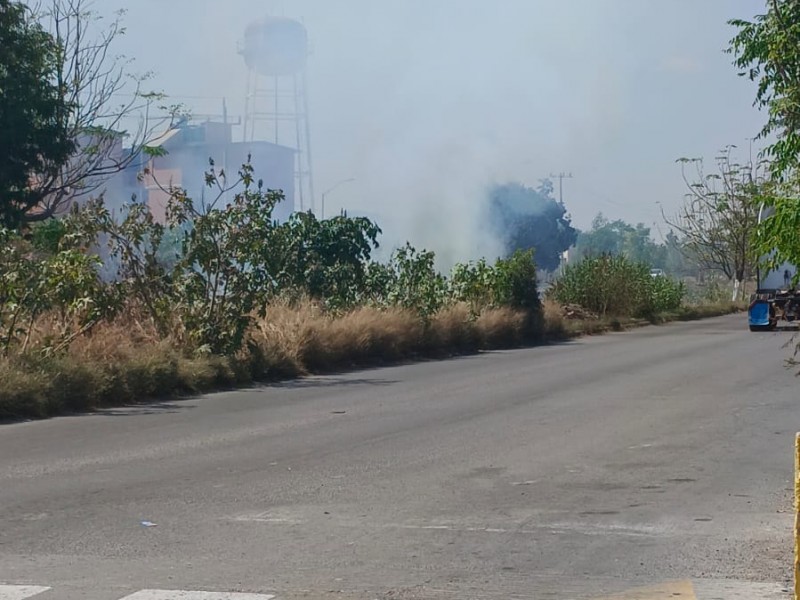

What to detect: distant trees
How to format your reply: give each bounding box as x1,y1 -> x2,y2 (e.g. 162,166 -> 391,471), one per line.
569,212 -> 705,280
575,213 -> 666,268
487,180 -> 578,272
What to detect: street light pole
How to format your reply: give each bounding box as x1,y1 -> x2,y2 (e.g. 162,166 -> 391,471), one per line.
320,178 -> 355,219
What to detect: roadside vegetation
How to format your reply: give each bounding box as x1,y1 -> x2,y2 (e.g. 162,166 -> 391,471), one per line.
726,0 -> 800,367
548,255 -> 685,319
0,168 -> 741,420
0,0 -> 753,420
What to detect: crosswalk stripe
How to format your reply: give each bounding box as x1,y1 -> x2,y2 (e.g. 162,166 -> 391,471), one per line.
0,586 -> 51,600
120,591 -> 275,600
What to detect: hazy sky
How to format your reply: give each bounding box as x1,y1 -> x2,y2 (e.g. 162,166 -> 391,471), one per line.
101,0 -> 768,263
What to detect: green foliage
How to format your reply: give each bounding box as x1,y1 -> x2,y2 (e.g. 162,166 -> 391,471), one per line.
549,255 -> 684,318
0,152 -> 549,359
53,162 -> 388,355
28,218 -> 67,254
576,213 -> 668,269
165,163 -> 286,354
449,249 -> 539,312
728,1 -> 800,180
0,225 -> 118,355
449,258 -> 498,312
487,181 -> 577,272
266,211 -> 381,309
0,0 -> 74,228
69,197 -> 173,335
492,249 -> 540,311
728,2 -> 800,279
647,273 -> 686,314
753,195 -> 800,273
383,244 -> 448,318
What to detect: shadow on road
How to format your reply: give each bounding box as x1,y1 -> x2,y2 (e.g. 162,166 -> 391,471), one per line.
93,402 -> 197,417
266,377 -> 399,389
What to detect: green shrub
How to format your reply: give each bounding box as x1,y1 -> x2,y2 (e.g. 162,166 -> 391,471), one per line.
449,258 -> 497,313
382,243 -> 448,318
449,249 -> 541,314
549,255 -> 684,318
644,273 -> 685,314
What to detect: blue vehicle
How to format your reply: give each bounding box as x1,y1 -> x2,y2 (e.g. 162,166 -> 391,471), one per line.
748,283 -> 799,331
748,205 -> 800,331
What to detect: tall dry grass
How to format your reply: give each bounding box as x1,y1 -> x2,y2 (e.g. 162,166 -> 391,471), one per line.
542,299 -> 567,339
0,300 -> 533,420
0,296 -> 745,421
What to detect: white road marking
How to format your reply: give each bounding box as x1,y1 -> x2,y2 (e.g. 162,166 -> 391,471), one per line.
0,586 -> 51,600
385,521 -> 660,537
120,592 -> 275,600
226,511 -> 662,538
228,513 -> 303,525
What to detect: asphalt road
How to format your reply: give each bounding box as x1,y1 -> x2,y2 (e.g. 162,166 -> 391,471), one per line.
1,314 -> 798,600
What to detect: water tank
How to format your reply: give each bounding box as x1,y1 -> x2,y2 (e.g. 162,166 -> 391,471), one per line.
242,17 -> 308,76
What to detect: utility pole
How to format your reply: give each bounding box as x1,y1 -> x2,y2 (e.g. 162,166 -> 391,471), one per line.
320,178 -> 355,219
549,171 -> 573,205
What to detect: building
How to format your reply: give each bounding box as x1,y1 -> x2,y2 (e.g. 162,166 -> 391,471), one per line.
25,118 -> 297,234
139,120 -> 296,223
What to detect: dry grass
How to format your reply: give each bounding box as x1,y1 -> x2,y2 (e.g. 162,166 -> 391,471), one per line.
542,299 -> 567,338
0,298 -> 745,421
0,300 -> 533,421
251,301 -> 426,372
654,301 -> 746,322
475,306 -> 527,348
541,299 -> 745,340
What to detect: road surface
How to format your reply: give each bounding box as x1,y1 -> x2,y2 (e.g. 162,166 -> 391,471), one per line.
0,314 -> 797,599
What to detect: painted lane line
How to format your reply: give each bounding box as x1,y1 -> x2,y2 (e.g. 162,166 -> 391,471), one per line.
120,591 -> 275,600
0,586 -> 51,600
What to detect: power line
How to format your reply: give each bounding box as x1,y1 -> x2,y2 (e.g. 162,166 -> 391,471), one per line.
549,171 -> 573,205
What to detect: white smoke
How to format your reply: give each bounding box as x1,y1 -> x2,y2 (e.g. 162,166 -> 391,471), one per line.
107,0 -> 767,268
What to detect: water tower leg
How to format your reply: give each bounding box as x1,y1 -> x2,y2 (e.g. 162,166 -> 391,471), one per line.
243,69 -> 253,143
300,68 -> 315,214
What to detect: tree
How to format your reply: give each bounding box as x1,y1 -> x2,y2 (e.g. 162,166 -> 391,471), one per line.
728,1 -> 800,274
663,230 -> 693,277
575,213 -> 629,258
0,0 -> 74,228
662,146 -> 763,299
729,0 -> 800,179
23,0 -> 179,223
263,210 -> 382,309
487,180 -> 577,272
575,213 -> 667,269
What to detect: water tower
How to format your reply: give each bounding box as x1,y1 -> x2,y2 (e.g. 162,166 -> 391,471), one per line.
241,16 -> 315,211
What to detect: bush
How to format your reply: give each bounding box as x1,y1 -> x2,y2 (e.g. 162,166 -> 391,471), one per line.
549,255 -> 684,318
381,244 -> 448,318
493,249 -> 540,312
645,273 -> 685,314
0,157 -> 555,419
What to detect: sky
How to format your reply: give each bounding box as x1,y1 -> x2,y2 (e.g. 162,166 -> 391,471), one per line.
98,0 -> 769,265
